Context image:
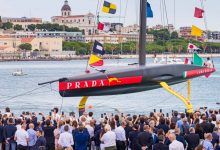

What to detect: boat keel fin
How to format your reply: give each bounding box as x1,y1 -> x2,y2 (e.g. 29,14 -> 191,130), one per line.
78,96 -> 89,117
160,81 -> 193,113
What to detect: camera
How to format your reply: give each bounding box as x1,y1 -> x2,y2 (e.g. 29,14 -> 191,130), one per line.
200,107 -> 207,109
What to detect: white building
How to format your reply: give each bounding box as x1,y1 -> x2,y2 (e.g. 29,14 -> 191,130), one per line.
121,24 -> 139,33
1,17 -> 42,30
51,0 -> 97,35
85,34 -> 126,44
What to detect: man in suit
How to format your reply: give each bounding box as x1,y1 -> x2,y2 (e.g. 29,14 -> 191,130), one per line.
128,124 -> 140,150
138,125 -> 153,150
153,135 -> 169,150
200,116 -> 212,133
185,127 -> 200,150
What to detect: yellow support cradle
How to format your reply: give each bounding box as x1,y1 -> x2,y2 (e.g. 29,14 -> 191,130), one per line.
160,80 -> 193,113
78,96 -> 89,116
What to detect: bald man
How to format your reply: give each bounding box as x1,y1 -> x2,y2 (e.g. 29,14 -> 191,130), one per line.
168,133 -> 184,150
27,123 -> 37,149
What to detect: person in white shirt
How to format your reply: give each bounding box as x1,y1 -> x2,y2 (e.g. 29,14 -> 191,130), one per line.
168,133 -> 184,150
85,120 -> 95,150
14,124 -> 29,150
58,125 -> 74,149
87,112 -> 94,122
52,107 -> 60,121
101,124 -> 116,150
115,121 -> 127,150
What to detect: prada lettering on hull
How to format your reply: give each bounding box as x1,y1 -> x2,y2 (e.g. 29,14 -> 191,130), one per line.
59,76 -> 143,91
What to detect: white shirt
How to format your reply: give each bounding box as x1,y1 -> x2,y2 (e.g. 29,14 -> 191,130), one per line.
169,140 -> 184,150
115,126 -> 126,141
58,132 -> 74,147
85,125 -> 94,138
52,113 -> 60,121
15,129 -> 29,146
16,124 -> 21,130
101,131 -> 116,149
87,116 -> 93,122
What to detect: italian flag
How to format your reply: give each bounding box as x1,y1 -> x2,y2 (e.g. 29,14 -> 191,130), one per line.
193,53 -> 203,66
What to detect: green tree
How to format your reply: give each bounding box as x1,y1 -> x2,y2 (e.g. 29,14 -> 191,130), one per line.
171,31 -> 178,39
14,24 -> 23,31
2,22 -> 13,29
19,43 -> 32,51
27,24 -> 36,31
148,29 -> 170,42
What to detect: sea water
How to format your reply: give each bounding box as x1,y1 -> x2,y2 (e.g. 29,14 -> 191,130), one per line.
0,58 -> 219,117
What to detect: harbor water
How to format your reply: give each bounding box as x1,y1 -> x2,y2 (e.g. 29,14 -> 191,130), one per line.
0,58 -> 219,116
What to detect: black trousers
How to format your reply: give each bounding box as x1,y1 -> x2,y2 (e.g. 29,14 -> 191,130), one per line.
116,141 -> 126,150
17,145 -> 28,150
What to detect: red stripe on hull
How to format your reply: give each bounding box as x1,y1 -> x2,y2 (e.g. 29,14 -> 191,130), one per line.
59,76 -> 142,91
184,68 -> 215,78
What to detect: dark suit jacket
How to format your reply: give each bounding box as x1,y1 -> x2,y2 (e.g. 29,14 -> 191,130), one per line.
138,131 -> 153,149
129,130 -> 140,150
153,143 -> 169,150
185,133 -> 200,150
200,122 -> 212,133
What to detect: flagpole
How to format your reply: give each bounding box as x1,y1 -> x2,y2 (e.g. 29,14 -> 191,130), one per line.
139,0 -> 147,66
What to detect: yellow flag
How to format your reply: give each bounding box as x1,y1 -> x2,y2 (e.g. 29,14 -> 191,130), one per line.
102,1 -> 117,14
191,25 -> 203,37
89,54 -> 104,66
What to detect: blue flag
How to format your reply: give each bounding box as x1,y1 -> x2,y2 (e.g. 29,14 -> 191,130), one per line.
147,2 -> 153,18
93,40 -> 105,55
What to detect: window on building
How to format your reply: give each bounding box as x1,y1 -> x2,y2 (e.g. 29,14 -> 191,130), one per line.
88,29 -> 92,35
64,12 -> 66,16
78,19 -> 80,22
89,20 -> 91,24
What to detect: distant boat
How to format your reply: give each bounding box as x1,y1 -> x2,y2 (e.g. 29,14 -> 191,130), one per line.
159,57 -> 184,64
12,69 -> 27,76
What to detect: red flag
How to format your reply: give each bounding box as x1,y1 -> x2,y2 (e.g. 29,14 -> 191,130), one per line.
194,7 -> 204,18
98,22 -> 104,30
97,22 -> 111,32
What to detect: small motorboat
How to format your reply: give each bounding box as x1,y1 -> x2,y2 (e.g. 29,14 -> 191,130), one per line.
156,57 -> 184,64
12,69 -> 27,76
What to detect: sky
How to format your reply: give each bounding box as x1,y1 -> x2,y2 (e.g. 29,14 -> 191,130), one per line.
0,0 -> 220,31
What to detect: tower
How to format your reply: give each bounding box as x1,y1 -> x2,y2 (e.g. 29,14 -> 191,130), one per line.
61,0 -> 71,17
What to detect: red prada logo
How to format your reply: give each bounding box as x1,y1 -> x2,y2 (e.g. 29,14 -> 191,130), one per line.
59,76 -> 142,91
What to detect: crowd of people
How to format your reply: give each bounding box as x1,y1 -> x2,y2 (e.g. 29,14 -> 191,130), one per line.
0,106 -> 220,150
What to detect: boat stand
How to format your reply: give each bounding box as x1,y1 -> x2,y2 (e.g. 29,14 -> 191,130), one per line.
78,96 -> 88,116
160,80 -> 193,113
